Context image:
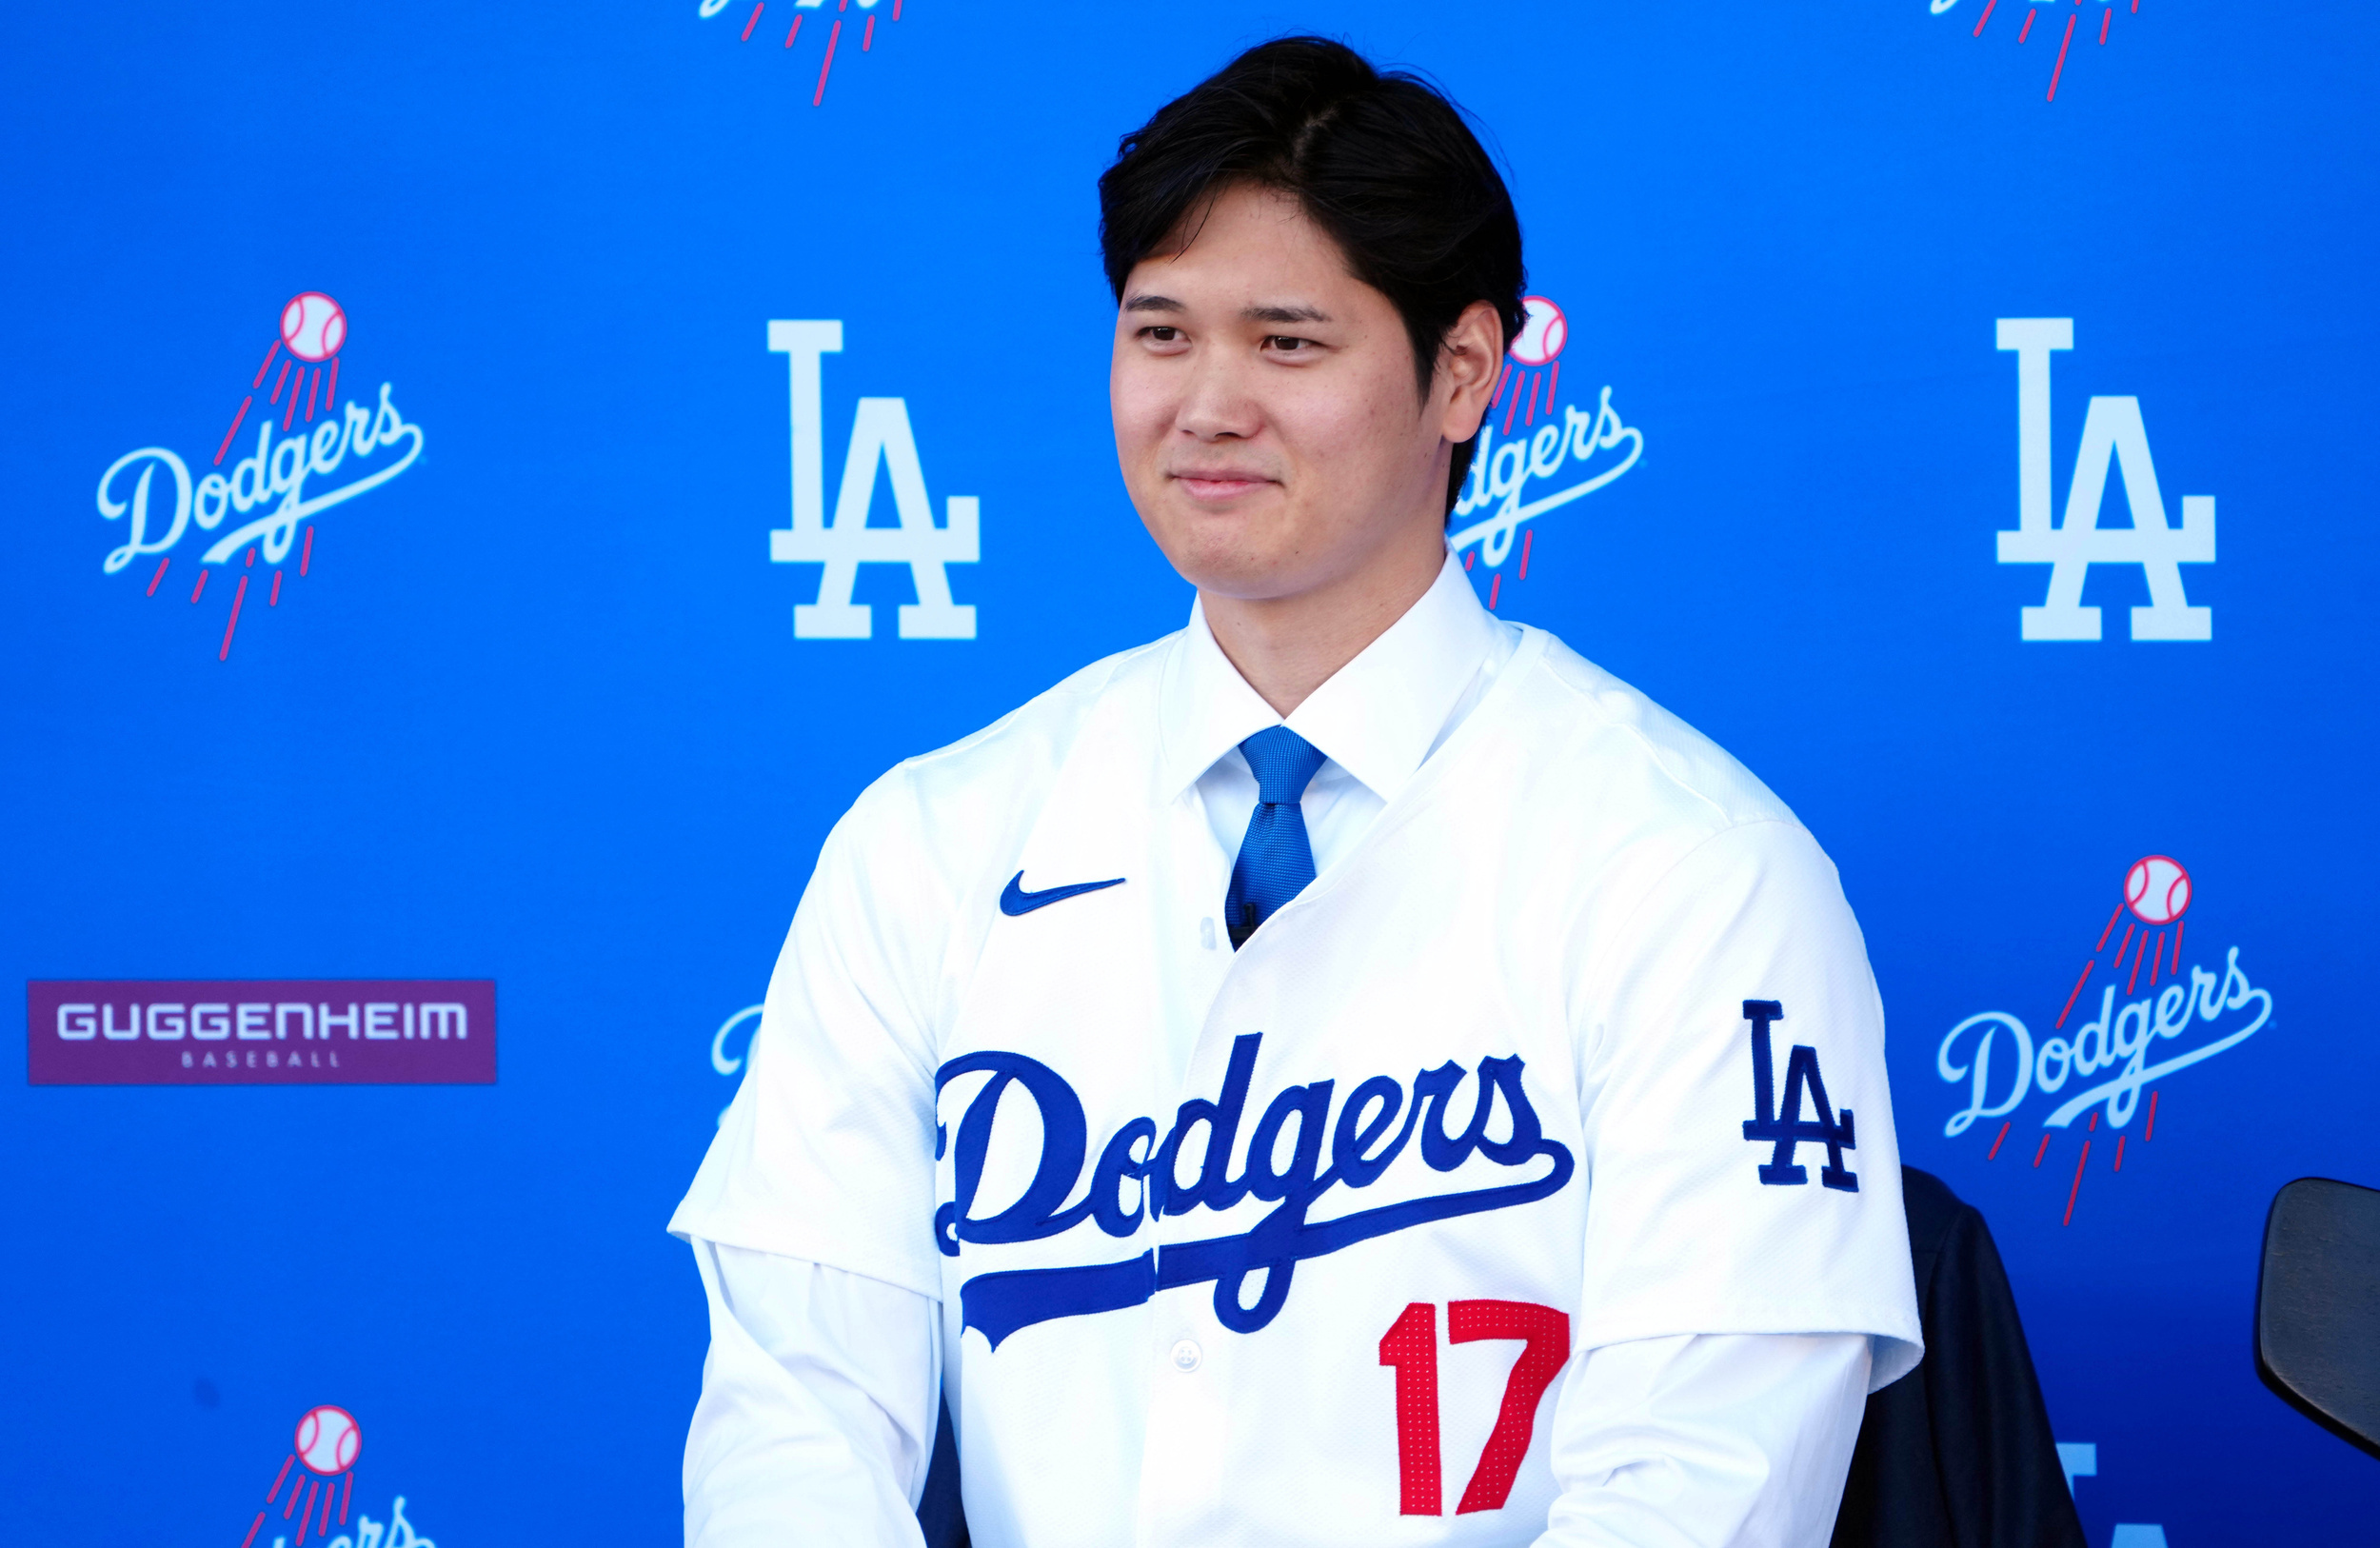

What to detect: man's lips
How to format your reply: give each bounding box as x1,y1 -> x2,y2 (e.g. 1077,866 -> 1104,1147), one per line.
1171,470 -> 1277,503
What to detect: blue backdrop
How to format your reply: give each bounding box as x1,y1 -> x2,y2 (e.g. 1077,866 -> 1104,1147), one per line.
6,3 -> 2376,1542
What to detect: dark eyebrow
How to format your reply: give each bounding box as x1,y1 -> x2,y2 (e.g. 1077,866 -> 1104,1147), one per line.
1243,303 -> 1330,325
1123,294 -> 1183,313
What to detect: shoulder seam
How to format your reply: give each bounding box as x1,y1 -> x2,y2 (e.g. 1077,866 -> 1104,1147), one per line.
1527,648 -> 1740,829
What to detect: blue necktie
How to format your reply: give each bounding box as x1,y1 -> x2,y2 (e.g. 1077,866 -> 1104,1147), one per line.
1225,725 -> 1328,949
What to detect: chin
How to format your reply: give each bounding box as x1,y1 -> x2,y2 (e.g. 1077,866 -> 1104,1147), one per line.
1176,542 -> 1332,603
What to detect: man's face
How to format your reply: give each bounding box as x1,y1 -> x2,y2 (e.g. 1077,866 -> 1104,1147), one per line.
1110,183 -> 1487,604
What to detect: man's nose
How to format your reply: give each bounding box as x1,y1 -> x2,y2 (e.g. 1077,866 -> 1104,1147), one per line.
1174,350 -> 1263,442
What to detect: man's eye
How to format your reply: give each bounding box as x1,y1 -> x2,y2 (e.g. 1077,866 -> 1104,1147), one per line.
1143,327 -> 1181,343
1266,335 -> 1313,353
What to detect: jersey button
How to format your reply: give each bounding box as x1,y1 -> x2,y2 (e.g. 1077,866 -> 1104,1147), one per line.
1169,1339 -> 1202,1373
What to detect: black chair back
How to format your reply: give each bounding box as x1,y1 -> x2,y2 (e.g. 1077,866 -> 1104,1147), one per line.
2256,1176 -> 2380,1459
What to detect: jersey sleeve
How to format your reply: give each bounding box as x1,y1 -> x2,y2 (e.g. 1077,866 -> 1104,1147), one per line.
670,766 -> 949,1299
1570,818 -> 1922,1387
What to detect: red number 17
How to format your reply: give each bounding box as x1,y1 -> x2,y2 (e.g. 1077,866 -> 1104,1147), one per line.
1378,1300 -> 1572,1516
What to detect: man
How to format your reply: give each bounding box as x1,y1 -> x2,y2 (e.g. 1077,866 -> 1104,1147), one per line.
673,36 -> 1919,1548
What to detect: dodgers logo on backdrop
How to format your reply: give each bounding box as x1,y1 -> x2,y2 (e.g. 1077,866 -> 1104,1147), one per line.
93,292 -> 425,661
1448,296 -> 1642,610
708,999 -> 765,1123
766,320 -> 979,640
698,0 -> 906,106
232,1405 -> 440,1548
1934,855 -> 2273,1224
1994,318 -> 2214,642
1934,0 -> 2149,104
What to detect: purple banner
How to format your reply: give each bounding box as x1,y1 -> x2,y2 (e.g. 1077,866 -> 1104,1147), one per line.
26,981 -> 496,1085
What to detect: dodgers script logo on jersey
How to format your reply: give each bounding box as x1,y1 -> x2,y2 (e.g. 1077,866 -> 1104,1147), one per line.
764,320 -> 979,641
1448,294 -> 1642,612
1994,318 -> 2214,642
93,292 -> 425,661
934,1033 -> 1575,1347
1934,855 -> 2273,1224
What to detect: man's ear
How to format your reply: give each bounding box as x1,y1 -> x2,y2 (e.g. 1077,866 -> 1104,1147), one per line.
1434,300 -> 1508,445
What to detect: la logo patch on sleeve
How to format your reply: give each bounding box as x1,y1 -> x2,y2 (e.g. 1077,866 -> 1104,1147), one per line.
1739,1000 -> 1857,1192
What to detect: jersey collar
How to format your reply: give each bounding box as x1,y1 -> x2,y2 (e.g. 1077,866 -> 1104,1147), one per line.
1157,548 -> 1505,808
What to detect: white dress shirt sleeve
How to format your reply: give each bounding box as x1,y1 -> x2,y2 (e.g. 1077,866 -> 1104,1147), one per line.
1538,1332 -> 1872,1548
684,1238 -> 942,1548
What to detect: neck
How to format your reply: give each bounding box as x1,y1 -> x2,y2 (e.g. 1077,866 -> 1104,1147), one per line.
1200,526 -> 1447,717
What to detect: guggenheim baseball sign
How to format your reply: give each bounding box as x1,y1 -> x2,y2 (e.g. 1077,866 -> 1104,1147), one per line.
27,980 -> 496,1085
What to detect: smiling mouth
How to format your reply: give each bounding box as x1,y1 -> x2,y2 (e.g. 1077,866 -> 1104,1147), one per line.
1172,471 -> 1276,503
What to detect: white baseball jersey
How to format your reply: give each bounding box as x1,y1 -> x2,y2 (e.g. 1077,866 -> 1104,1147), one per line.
673,553 -> 1921,1547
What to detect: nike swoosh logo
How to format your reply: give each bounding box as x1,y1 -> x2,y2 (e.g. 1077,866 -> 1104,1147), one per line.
1000,871 -> 1126,916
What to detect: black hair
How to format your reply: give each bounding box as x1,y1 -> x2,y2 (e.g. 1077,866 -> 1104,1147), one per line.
1098,36 -> 1527,513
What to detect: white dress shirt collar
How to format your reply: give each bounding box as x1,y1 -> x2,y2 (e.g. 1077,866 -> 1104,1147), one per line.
1158,549 -> 1505,806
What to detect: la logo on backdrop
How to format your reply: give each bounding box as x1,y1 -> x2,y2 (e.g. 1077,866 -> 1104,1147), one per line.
232,1405 -> 441,1548
765,320 -> 978,640
1993,318 -> 2213,643
1448,295 -> 1643,610
93,292 -> 426,661
1935,855 -> 2274,1225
